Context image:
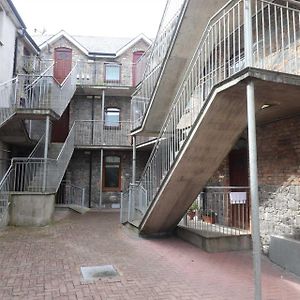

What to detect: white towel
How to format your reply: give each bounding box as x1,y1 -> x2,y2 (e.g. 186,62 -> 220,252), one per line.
230,192 -> 247,204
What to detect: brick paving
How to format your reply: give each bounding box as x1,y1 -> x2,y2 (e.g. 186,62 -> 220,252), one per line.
0,210 -> 300,300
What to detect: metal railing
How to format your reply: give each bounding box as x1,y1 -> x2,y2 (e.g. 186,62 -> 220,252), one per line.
56,182 -> 86,207
28,133 -> 46,158
75,120 -> 132,147
0,62 -> 77,129
179,187 -> 251,236
4,124 -> 75,193
121,183 -> 148,224
76,61 -> 134,87
0,165 -> 14,223
20,56 -> 54,74
120,189 -> 130,223
16,63 -> 78,116
131,0 -> 186,129
0,78 -> 18,126
131,0 -> 300,221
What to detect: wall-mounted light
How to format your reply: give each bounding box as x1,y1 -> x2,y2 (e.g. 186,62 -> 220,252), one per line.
261,104 -> 272,110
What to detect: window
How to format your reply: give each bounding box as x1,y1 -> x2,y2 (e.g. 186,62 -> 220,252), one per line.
103,156 -> 121,191
105,108 -> 120,127
0,6 -> 5,46
105,63 -> 121,83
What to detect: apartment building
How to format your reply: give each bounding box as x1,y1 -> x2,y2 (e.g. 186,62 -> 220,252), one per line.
33,30 -> 152,209
0,0 -> 153,226
125,0 -> 300,261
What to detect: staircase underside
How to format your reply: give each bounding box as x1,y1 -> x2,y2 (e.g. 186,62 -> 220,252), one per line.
135,0 -> 229,135
0,109 -> 59,145
139,68 -> 300,235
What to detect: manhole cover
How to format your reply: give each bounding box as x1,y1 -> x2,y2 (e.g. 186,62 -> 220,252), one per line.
81,265 -> 119,281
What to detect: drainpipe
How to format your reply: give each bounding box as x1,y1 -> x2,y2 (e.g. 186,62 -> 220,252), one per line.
88,151 -> 92,208
91,96 -> 95,145
132,135 -> 136,185
244,1 -> 261,299
101,90 -> 105,144
42,116 -> 50,192
99,149 -> 104,208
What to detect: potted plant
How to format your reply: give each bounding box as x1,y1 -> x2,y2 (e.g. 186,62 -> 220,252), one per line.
187,202 -> 199,220
201,209 -> 217,224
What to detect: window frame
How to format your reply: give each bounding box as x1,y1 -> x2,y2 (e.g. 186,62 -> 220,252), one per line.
104,107 -> 121,128
102,155 -> 122,192
104,63 -> 121,84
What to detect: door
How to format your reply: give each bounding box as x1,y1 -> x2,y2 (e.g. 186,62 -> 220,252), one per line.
52,105 -> 70,142
54,47 -> 72,84
132,51 -> 145,86
229,148 -> 250,229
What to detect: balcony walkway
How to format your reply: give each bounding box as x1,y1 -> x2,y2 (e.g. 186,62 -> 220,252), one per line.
0,210 -> 299,299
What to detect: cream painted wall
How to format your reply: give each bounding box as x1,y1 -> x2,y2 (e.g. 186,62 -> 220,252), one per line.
0,4 -> 17,83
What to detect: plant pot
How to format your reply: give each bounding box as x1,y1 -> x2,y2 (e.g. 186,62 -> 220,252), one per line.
187,211 -> 196,220
202,215 -> 215,224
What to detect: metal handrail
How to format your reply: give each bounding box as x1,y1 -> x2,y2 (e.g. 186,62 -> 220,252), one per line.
74,120 -> 132,147
134,0 -> 300,219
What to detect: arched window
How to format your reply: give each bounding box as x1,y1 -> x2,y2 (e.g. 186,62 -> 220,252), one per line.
103,156 -> 121,191
105,107 -> 120,127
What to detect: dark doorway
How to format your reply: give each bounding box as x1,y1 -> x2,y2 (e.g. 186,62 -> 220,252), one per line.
52,105 -> 70,142
229,147 -> 250,229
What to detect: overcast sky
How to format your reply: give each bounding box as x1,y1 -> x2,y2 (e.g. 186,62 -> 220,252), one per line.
12,0 -> 168,38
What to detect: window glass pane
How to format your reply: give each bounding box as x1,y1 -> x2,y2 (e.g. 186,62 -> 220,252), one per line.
105,64 -> 120,81
104,156 -> 120,189
105,108 -> 120,127
104,166 -> 119,188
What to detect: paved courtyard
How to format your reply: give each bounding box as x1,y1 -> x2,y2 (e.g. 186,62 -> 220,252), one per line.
0,210 -> 300,300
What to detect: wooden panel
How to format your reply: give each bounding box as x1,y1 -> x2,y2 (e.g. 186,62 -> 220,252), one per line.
54,48 -> 72,84
132,51 -> 145,86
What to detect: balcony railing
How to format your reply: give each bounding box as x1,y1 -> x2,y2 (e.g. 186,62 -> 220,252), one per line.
20,56 -> 54,74
179,187 -> 251,236
56,182 -> 86,207
76,61 -> 135,87
131,0 -> 186,129
129,0 -> 300,221
75,120 -> 132,147
0,63 -> 78,129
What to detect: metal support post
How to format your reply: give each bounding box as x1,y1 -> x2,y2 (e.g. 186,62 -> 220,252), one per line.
101,89 -> 105,144
99,149 -> 104,208
42,116 -> 50,192
132,135 -> 136,185
247,81 -> 262,300
81,188 -> 85,207
244,0 -> 253,67
244,1 -> 261,299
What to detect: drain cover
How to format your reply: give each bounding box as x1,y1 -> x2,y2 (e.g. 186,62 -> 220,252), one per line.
81,265 -> 119,281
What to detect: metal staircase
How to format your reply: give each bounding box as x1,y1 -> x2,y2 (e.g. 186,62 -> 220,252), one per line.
0,62 -> 78,131
124,0 -> 300,234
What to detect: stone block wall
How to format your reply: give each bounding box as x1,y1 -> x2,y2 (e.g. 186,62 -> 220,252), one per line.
67,149 -> 151,208
209,116 -> 300,253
